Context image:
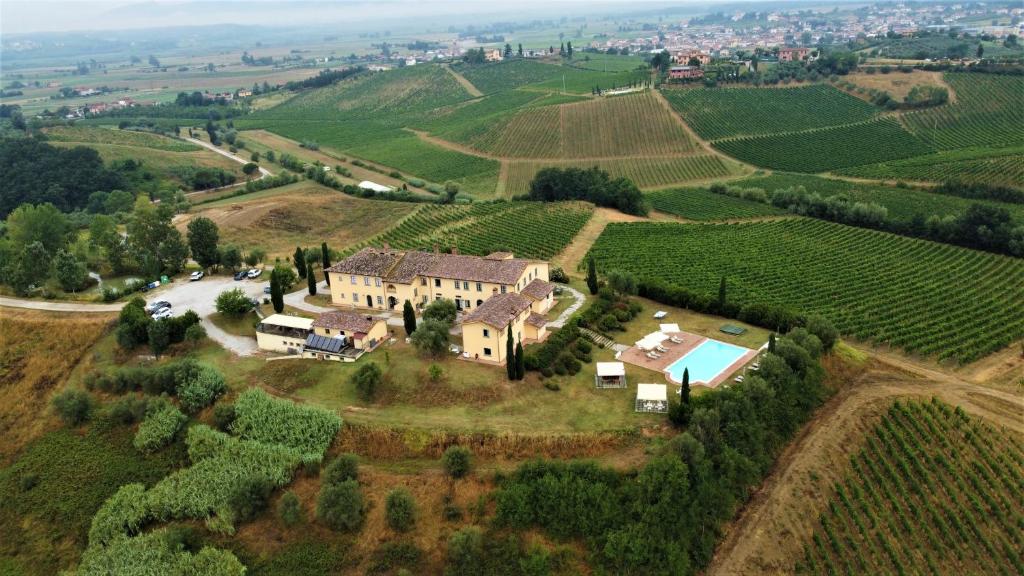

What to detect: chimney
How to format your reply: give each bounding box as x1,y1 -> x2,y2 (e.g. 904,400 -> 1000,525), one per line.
383,241 -> 390,252
451,246 -> 458,255
433,243 -> 439,255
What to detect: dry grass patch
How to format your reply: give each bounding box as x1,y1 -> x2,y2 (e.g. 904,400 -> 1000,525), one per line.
0,309 -> 114,461
844,70 -> 953,102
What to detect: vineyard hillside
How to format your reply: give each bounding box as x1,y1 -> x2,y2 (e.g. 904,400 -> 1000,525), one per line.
587,218 -> 1024,362
836,146 -> 1024,189
647,186 -> 787,220
663,84 -> 879,140
901,73 -> 1024,151
797,399 -> 1024,575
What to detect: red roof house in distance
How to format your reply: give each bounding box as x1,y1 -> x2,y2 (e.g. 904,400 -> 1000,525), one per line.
778,47 -> 811,62
669,66 -> 704,80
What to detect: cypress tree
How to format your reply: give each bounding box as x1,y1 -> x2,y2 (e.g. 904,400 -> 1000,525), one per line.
307,262 -> 317,296
505,327 -> 515,379
270,270 -> 284,313
718,276 -> 727,308
294,246 -> 306,279
768,333 -> 776,353
681,368 -> 690,405
321,242 -> 331,286
514,340 -> 525,380
402,300 -> 417,336
586,256 -> 599,295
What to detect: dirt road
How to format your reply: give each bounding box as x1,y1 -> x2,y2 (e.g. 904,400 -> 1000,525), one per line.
184,136 -> 273,178
706,352 -> 1023,576
0,296 -> 125,313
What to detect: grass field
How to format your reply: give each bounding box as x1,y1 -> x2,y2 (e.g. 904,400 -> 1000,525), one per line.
714,118 -> 934,172
503,155 -> 741,196
902,73 -> 1024,151
739,173 -> 1024,223
835,146 -> 1024,189
647,186 -> 788,220
352,201 -> 593,260
797,399 -> 1024,575
663,84 -> 879,140
179,181 -> 417,259
588,218 -> 1024,363
842,70 -> 950,102
43,125 -> 199,151
456,59 -> 645,95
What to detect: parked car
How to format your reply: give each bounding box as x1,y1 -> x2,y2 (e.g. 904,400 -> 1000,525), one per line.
233,270 -> 247,281
152,308 -> 173,320
189,271 -> 204,281
247,268 -> 263,279
263,285 -> 272,294
145,300 -> 171,314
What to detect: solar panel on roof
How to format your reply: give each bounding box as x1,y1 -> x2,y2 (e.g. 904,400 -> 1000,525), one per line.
305,333 -> 345,354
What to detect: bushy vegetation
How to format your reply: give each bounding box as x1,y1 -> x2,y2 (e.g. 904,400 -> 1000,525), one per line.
87,358 -> 225,413
528,167 -> 647,216
385,488 -> 417,532
797,399 -> 1024,575
230,388 -> 342,464
132,399 -> 186,453
77,527 -> 245,576
504,155 -> 739,195
495,330 -> 829,575
589,219 -> 1024,362
51,388 -> 93,426
442,446 -> 473,479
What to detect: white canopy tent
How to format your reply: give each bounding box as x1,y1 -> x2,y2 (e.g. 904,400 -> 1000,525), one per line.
635,383 -> 668,413
635,332 -> 668,351
358,180 -> 394,193
595,361 -> 626,388
659,323 -> 681,333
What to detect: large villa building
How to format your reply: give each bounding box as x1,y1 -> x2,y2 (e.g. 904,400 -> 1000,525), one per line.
324,245 -> 551,314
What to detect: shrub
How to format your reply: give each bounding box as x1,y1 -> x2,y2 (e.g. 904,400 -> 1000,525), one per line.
316,479 -> 363,531
410,318 -> 450,358
19,473 -> 39,492
212,403 -> 236,431
215,288 -> 254,316
108,396 -> 150,425
446,526 -> 483,576
442,446 -> 472,479
231,388 -> 342,464
52,388 -> 92,426
322,453 -> 359,485
278,491 -> 302,527
544,381 -> 560,392
177,365 -> 227,413
133,400 -> 186,453
351,362 -> 382,402
385,488 -> 417,532
229,475 -> 274,522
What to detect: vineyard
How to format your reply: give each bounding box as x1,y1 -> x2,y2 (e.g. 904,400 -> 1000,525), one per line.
662,84 -> 879,140
351,201 -> 593,260
797,399 -> 1024,575
647,187 -> 786,220
836,146 -> 1024,189
587,218 -> 1024,362
455,59 -> 571,94
713,118 -> 934,172
502,155 -> 740,196
740,173 -> 1024,223
42,126 -> 199,152
902,73 -> 1024,151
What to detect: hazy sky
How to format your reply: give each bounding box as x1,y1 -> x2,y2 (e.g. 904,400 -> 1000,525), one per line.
1,0 -> 768,35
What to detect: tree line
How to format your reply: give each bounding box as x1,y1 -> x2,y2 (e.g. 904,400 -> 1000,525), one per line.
527,166 -> 648,216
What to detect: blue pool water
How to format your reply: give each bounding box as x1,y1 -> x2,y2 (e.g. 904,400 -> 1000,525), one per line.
665,339 -> 750,384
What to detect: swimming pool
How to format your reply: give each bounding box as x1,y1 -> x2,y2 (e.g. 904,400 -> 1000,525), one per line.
665,339 -> 751,385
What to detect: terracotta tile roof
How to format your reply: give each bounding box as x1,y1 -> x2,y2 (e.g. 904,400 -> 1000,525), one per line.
325,247 -> 400,277
521,278 -> 554,300
484,251 -> 513,260
313,310 -> 379,333
327,247 -> 532,286
425,253 -> 528,285
461,292 -> 532,329
526,312 -> 547,328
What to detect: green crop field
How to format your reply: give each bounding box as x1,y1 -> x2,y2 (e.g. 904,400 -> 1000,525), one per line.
836,146 -> 1024,189
714,118 -> 934,172
740,173 -> 1024,223
663,84 -> 879,140
902,73 -> 1024,151
647,187 -> 787,220
797,399 -> 1024,575
346,132 -> 500,194
588,219 -> 1024,362
353,201 -> 593,260
568,53 -> 647,72
42,126 -> 199,151
456,59 -> 646,95
503,155 -> 741,196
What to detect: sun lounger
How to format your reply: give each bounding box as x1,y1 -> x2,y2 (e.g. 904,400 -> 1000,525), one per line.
734,375 -> 744,383
669,336 -> 683,344
656,345 -> 669,353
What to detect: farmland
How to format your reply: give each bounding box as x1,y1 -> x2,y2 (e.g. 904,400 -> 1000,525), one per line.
43,125 -> 199,151
797,399 -> 1023,575
647,186 -> 787,220
352,201 -> 593,260
714,118 -> 934,172
739,173 -> 1024,223
503,155 -> 742,196
901,73 -> 1024,151
456,59 -> 646,95
836,146 -> 1024,189
588,218 -> 1024,362
663,84 -> 879,140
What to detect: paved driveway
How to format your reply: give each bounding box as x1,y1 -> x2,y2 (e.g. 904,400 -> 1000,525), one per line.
148,274 -> 268,356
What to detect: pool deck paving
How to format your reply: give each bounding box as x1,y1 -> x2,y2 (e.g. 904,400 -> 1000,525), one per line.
618,330 -> 759,389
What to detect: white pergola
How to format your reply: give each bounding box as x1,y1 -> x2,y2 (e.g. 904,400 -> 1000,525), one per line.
595,361 -> 626,389
635,383 -> 668,413
635,331 -> 668,351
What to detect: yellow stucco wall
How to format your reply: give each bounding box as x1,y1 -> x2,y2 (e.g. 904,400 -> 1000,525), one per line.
256,332 -> 305,354
312,319 -> 389,350
461,312 -> 534,364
